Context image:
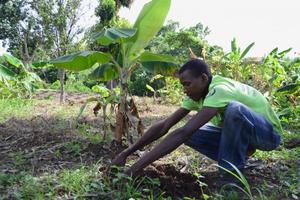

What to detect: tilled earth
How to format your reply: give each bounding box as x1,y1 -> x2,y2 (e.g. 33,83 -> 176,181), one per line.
0,91 -> 299,199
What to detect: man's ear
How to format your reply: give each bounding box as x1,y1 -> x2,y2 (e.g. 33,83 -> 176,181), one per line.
201,73 -> 209,82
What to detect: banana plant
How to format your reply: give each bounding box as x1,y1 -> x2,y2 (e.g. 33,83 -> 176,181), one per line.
0,53 -> 42,98
220,38 -> 255,81
260,48 -> 293,101
146,74 -> 168,103
76,84 -> 120,141
50,0 -> 179,144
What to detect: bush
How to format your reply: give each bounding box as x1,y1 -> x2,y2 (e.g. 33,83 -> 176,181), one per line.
129,68 -> 165,96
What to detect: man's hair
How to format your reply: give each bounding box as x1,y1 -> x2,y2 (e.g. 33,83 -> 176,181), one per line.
179,59 -> 212,82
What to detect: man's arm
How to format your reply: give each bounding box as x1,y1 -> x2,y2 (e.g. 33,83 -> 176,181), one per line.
111,108 -> 190,166
125,107 -> 218,175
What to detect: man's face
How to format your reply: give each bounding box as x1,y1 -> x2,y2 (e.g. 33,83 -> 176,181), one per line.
179,70 -> 209,101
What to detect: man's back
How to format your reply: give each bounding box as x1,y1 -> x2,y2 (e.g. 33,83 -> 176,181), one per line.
182,75 -> 283,134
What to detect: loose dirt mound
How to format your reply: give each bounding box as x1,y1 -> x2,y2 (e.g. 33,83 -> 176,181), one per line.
142,163 -> 203,199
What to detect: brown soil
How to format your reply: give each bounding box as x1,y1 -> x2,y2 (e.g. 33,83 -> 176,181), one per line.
0,91 -> 298,199
284,138 -> 300,149
0,116 -> 126,174
141,163 -> 202,199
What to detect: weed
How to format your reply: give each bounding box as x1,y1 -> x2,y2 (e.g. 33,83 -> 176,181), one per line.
12,174 -> 46,200
64,141 -> 83,155
9,152 -> 26,168
57,165 -> 98,197
193,172 -> 210,200
216,160 -> 267,200
0,98 -> 34,122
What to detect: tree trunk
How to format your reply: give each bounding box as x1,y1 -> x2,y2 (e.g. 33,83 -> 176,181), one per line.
58,68 -> 65,103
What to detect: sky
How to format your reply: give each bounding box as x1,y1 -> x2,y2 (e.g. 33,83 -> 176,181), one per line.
118,0 -> 300,57
1,0 -> 300,57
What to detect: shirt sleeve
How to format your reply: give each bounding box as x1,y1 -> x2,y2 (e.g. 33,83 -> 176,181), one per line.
203,85 -> 234,108
181,97 -> 203,111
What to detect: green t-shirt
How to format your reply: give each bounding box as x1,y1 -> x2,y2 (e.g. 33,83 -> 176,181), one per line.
181,75 -> 283,134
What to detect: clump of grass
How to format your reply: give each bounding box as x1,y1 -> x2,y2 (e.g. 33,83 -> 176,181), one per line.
8,152 -> 26,168
215,160 -> 270,200
0,98 -> 34,122
88,166 -> 166,200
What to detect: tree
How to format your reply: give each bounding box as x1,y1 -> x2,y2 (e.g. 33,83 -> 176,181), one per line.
0,0 -> 45,70
33,0 -> 88,103
0,0 -> 89,103
146,21 -> 211,63
50,0 -> 178,144
95,0 -> 134,26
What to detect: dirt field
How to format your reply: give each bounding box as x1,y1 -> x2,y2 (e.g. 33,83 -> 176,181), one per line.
0,91 -> 299,199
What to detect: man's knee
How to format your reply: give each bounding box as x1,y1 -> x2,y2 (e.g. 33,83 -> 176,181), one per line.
225,101 -> 248,119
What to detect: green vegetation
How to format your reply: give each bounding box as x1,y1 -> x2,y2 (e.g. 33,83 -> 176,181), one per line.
0,0 -> 299,199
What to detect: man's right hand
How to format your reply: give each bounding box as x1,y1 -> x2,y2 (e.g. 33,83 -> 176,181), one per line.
111,151 -> 128,166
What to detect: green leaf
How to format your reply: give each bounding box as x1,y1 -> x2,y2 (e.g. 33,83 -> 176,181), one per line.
240,42 -> 255,59
150,74 -> 164,82
89,63 -> 119,81
278,48 -> 292,57
0,63 -> 16,81
92,85 -> 110,97
231,38 -> 237,53
31,61 -> 54,69
92,28 -> 137,45
269,47 -> 278,56
277,108 -> 292,117
146,84 -> 155,92
0,55 -> 5,64
277,83 -> 300,93
139,51 -> 179,76
2,53 -> 23,68
289,58 -> 300,67
50,51 -> 112,71
76,97 -> 99,122
127,0 -> 171,56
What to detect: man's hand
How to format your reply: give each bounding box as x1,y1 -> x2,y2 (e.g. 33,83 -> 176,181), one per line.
111,151 -> 128,167
122,107 -> 218,175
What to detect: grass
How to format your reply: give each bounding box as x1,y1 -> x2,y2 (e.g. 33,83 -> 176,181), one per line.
0,163 -> 168,200
76,123 -> 104,143
0,94 -> 299,200
0,98 -> 34,122
254,130 -> 300,161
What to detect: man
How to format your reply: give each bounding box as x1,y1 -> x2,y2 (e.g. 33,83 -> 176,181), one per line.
111,59 -> 282,179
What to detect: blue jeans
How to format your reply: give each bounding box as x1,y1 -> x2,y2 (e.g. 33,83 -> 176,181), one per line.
184,101 -> 281,171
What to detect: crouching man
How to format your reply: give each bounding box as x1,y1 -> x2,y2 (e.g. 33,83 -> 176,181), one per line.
111,59 -> 282,182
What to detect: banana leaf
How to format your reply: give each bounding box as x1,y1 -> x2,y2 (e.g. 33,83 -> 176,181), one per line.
51,51 -> 112,71
139,52 -> 179,76
89,63 -> 119,81
127,0 -> 171,56
92,28 -> 137,46
2,53 -> 23,68
240,42 -> 255,59
0,63 -> 16,81
277,83 -> 300,93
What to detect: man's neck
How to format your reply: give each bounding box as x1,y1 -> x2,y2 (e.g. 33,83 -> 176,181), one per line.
201,85 -> 209,100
